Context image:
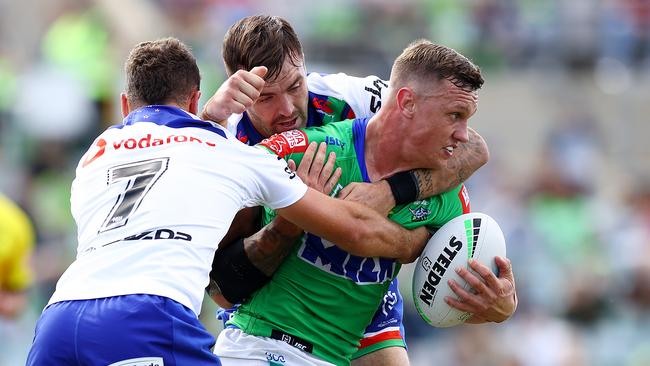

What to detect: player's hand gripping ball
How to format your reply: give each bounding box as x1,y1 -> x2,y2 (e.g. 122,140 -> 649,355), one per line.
412,212 -> 506,327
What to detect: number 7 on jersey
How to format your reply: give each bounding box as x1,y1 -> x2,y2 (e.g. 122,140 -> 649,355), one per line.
99,158 -> 169,233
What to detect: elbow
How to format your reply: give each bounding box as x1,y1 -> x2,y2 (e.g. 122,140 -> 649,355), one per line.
478,139 -> 490,169
474,130 -> 490,169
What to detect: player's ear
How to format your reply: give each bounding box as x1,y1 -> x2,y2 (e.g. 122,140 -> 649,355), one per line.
396,87 -> 416,118
188,89 -> 201,115
121,93 -> 130,117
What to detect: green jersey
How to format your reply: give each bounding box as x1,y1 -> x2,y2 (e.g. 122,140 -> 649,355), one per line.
230,118 -> 469,365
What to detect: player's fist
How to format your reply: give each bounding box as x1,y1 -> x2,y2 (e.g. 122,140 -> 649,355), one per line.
201,66 -> 268,124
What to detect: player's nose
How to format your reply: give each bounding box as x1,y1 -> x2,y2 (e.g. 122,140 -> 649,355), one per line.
277,94 -> 293,116
453,124 -> 469,143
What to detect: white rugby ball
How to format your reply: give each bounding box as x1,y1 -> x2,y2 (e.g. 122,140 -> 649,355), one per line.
412,212 -> 506,327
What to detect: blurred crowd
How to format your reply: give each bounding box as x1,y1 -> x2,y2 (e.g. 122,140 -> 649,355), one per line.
1,0 -> 649,365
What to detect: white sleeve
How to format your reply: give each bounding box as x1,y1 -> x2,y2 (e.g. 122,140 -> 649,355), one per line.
245,146 -> 308,210
306,72 -> 389,118
225,113 -> 243,136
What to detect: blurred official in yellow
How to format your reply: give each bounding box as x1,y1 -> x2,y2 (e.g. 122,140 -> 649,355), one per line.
0,193 -> 34,318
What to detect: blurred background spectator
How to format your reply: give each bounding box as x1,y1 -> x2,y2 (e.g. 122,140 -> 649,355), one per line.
1,0 -> 649,364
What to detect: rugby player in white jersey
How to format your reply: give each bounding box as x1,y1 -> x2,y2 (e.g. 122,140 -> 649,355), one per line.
201,15 -> 492,366
25,37 -> 432,366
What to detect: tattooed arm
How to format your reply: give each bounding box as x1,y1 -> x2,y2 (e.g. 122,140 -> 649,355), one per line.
208,142 -> 341,307
413,127 -> 489,199
339,128 -> 488,214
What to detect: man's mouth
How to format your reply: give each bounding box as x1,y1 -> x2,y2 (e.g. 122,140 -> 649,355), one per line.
443,145 -> 456,157
276,117 -> 299,131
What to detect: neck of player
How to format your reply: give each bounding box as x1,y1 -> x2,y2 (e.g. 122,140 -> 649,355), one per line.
364,111 -> 412,182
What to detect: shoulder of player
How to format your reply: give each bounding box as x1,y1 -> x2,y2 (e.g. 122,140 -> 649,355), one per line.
225,113 -> 244,135
307,72 -> 385,94
256,119 -> 356,159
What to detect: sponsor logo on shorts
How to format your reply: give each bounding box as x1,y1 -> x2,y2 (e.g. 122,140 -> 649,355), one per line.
271,330 -> 313,353
381,290 -> 398,317
265,351 -> 286,364
108,357 -> 163,366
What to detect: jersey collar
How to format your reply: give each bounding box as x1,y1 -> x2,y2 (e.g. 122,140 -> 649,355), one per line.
120,105 -> 227,138
352,118 -> 371,183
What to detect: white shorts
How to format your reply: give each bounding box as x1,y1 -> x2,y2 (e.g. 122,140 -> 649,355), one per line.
214,328 -> 335,366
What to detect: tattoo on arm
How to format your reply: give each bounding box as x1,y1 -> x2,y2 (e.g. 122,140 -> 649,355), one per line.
243,218 -> 303,276
447,128 -> 488,185
412,169 -> 436,200
413,128 -> 488,199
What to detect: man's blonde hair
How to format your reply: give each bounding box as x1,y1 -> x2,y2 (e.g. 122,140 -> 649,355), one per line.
391,39 -> 483,92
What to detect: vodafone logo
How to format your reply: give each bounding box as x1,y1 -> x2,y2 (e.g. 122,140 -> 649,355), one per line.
82,138 -> 107,167
81,133 -> 221,167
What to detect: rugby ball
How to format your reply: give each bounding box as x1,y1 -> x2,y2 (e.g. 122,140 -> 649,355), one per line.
412,212 -> 506,327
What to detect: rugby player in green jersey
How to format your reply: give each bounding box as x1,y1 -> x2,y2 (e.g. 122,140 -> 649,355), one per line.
202,16 -> 499,365
207,35 -> 518,366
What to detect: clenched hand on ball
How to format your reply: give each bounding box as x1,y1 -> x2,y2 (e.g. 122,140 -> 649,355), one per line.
446,256 -> 518,323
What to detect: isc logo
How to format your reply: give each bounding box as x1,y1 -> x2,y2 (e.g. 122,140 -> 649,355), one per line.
324,136 -> 345,148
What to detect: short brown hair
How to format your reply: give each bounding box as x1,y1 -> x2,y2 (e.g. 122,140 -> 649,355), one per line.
222,15 -> 303,81
125,37 -> 200,107
391,39 -> 484,92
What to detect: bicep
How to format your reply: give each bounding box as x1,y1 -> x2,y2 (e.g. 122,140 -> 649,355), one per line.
276,188 -> 358,248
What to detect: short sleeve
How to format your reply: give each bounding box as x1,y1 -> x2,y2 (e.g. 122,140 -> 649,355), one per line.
246,146 -> 308,210
307,73 -> 389,117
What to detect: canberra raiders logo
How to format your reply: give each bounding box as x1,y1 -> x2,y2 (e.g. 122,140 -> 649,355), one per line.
409,202 -> 431,222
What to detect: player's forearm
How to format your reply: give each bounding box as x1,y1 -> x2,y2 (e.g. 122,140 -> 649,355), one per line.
279,189 -> 428,263
413,128 -> 489,198
244,216 -> 303,276
346,216 -> 429,263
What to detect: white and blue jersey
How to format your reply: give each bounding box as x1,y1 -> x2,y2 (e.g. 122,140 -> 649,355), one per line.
27,105 -> 307,366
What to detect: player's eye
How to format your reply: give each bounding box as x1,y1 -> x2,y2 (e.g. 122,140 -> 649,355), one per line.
289,82 -> 301,91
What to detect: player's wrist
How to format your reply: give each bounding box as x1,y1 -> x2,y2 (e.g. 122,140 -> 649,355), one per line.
268,216 -> 304,242
386,171 -> 420,205
201,101 -> 227,123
